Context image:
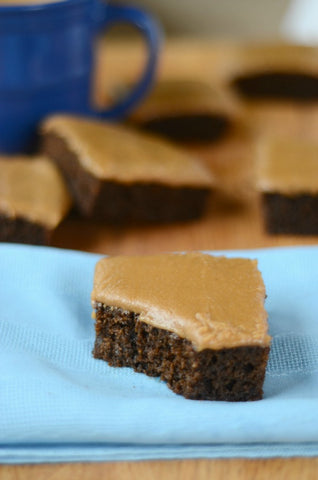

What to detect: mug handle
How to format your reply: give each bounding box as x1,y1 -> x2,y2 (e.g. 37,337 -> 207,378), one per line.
91,3 -> 162,120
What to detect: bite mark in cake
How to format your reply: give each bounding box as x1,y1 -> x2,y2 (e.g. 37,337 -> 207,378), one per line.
91,252 -> 271,401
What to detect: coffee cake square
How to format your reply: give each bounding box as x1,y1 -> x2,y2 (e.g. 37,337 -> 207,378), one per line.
91,252 -> 270,401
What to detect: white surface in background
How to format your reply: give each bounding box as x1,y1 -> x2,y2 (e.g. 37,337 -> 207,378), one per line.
282,0 -> 318,43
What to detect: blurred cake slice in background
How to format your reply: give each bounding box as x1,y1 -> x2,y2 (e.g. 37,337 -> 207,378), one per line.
227,43 -> 318,102
129,79 -> 241,143
0,156 -> 72,245
42,115 -> 214,223
257,136 -> 318,234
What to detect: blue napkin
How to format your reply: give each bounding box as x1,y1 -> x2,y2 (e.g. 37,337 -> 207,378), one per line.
1,243 -> 318,464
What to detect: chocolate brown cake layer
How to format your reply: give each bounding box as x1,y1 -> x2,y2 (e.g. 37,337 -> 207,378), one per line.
231,72 -> 318,101
138,114 -> 230,143
0,214 -> 49,245
93,304 -> 269,402
43,133 -> 211,223
262,193 -> 318,235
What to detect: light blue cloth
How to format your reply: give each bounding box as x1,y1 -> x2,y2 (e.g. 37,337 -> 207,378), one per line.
1,243 -> 318,464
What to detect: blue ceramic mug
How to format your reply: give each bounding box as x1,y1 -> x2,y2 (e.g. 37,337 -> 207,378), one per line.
0,0 -> 161,153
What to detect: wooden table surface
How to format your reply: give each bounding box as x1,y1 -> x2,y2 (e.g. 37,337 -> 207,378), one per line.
1,39 -> 318,480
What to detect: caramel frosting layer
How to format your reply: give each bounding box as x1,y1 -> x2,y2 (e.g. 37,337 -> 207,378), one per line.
92,252 -> 270,351
42,115 -> 213,187
222,43 -> 318,80
257,137 -> 318,194
131,79 -> 240,121
0,156 -> 72,228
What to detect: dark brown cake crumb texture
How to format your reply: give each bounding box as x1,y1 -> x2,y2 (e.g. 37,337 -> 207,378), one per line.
93,305 -> 269,402
263,193 -> 318,235
0,214 -> 49,245
138,114 -> 230,143
232,72 -> 318,101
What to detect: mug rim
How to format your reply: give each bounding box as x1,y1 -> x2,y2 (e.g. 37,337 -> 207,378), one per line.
0,0 -> 91,12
